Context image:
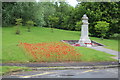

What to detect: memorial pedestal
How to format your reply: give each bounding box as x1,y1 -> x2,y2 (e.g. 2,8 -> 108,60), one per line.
78,14 -> 92,47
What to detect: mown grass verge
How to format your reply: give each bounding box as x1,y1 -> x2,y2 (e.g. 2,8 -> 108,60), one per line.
1,27 -> 118,63
1,66 -> 32,75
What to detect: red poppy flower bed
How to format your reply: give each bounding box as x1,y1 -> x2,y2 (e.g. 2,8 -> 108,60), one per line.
19,42 -> 82,62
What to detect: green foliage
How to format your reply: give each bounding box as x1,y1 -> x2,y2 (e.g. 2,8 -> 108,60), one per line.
112,33 -> 119,38
15,18 -> 22,26
75,21 -> 82,31
26,20 -> 34,26
74,4 -> 86,21
110,33 -> 119,40
2,2 -> 16,26
26,20 -> 35,32
48,15 -> 59,32
15,18 -> 22,34
79,2 -> 119,37
2,2 -> 119,38
95,21 -> 109,39
55,2 -> 75,30
48,15 -> 59,26
43,2 -> 56,27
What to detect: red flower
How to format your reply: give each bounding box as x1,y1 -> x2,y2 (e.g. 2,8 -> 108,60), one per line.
19,42 -> 81,62
63,51 -> 68,55
75,44 -> 80,46
46,54 -> 50,57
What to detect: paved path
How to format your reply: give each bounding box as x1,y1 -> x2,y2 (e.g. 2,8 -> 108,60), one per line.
2,68 -> 118,78
88,46 -> 119,60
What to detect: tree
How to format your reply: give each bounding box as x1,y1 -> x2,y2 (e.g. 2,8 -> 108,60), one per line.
43,2 -> 56,27
48,15 -> 59,32
75,21 -> 82,31
2,2 -> 39,26
26,20 -> 35,32
55,2 -> 75,30
95,21 -> 109,39
15,18 -> 22,34
2,2 -> 17,26
2,2 -> 119,39
78,2 -> 119,38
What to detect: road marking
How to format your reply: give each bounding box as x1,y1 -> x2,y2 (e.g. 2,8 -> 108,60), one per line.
82,70 -> 93,73
19,72 -> 56,78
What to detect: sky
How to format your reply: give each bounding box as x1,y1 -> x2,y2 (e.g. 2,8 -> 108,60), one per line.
66,0 -> 78,7
36,0 -> 78,7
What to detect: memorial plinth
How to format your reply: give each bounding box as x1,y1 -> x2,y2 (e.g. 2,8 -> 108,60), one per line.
78,14 -> 91,47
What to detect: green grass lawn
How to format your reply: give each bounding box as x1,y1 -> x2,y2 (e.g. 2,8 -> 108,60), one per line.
75,47 -> 115,62
90,37 -> 118,51
1,66 -> 32,75
1,26 -> 118,63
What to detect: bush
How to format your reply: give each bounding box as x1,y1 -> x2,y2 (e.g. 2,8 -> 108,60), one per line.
95,21 -> 109,39
26,20 -> 35,32
15,18 -> 23,34
110,33 -> 119,39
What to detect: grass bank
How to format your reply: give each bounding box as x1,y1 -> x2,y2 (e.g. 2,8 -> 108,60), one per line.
90,37 -> 118,51
1,27 -> 118,62
1,66 -> 32,75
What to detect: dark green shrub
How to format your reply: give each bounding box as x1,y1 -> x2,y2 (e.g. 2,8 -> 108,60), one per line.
95,21 -> 109,40
110,33 -> 119,39
26,20 -> 34,32
15,18 -> 22,34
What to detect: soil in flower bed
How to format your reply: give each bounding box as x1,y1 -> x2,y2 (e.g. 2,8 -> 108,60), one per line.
18,42 -> 82,62
62,40 -> 105,47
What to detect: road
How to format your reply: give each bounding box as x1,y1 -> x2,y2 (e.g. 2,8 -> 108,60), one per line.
2,67 -> 118,78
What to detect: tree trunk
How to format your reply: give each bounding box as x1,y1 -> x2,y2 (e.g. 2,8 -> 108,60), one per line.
16,26 -> 20,34
51,24 -> 54,33
101,36 -> 104,40
28,27 -> 30,32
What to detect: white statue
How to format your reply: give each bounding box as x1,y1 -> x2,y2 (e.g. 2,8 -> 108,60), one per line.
78,14 -> 91,47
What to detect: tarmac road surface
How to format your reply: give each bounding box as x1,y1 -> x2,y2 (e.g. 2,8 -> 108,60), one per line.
2,67 -> 118,78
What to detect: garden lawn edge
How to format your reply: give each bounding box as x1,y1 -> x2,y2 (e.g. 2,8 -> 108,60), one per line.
1,66 -> 32,75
